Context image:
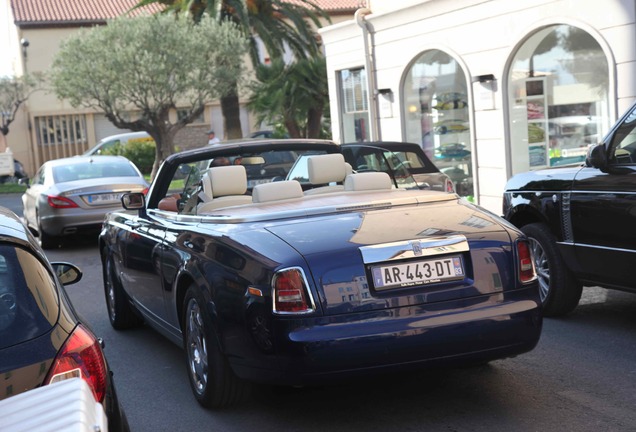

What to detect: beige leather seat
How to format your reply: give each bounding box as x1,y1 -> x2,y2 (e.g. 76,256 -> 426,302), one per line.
304,153 -> 350,195
344,172 -> 393,191
252,180 -> 303,203
196,165 -> 252,213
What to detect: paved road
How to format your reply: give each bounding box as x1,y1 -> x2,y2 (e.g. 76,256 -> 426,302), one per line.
2,193 -> 636,432
1,193 -> 22,216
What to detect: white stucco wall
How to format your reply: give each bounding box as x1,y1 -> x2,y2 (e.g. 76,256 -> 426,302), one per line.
320,0 -> 636,213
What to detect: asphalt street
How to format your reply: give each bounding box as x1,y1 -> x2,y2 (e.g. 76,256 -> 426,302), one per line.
2,192 -> 636,431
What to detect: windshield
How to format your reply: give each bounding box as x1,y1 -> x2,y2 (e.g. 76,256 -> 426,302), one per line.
341,146 -> 419,189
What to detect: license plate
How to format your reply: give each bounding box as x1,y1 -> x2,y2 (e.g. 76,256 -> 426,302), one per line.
86,193 -> 120,204
371,256 -> 464,290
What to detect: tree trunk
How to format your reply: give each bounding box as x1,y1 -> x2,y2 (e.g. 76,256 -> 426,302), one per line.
306,104 -> 324,138
284,116 -> 302,138
221,86 -> 243,140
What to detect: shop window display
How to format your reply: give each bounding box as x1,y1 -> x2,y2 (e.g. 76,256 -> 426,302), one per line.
339,68 -> 370,143
508,25 -> 610,174
402,51 -> 474,199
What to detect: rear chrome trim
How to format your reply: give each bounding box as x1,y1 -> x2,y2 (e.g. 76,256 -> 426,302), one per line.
360,235 -> 469,264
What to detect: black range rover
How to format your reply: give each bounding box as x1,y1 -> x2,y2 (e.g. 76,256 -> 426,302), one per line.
503,102 -> 636,316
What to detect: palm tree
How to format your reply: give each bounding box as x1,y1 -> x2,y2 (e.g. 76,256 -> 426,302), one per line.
134,0 -> 329,139
248,56 -> 328,138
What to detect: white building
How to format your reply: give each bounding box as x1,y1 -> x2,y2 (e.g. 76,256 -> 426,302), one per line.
320,0 -> 635,213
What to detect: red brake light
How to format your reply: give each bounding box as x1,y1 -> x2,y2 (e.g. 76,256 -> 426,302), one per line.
47,195 -> 79,208
272,268 -> 314,314
517,240 -> 536,284
445,179 -> 455,193
142,187 -> 149,195
44,325 -> 108,403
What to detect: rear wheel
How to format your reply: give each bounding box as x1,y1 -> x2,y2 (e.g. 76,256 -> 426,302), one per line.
37,218 -> 59,249
521,223 -> 582,316
183,285 -> 250,408
35,210 -> 59,249
102,248 -> 142,330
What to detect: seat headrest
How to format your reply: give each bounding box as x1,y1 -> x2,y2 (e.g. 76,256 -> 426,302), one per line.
252,180 -> 303,203
203,165 -> 247,198
308,153 -> 347,185
344,172 -> 393,191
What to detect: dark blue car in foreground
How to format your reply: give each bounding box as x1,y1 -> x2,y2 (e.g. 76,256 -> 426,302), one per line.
99,139 -> 542,408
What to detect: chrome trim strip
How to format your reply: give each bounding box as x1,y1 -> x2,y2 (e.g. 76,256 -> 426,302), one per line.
556,241 -> 636,254
510,189 -> 636,196
359,235 -> 469,264
561,192 -> 573,242
569,190 -> 636,195
146,192 -> 456,225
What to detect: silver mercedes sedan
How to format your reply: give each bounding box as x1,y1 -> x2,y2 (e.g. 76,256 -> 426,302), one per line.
22,155 -> 148,249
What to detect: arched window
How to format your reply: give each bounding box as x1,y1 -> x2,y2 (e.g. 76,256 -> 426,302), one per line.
508,25 -> 610,174
403,50 -> 473,198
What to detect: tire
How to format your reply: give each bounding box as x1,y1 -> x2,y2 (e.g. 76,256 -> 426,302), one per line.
35,211 -> 59,249
182,286 -> 250,408
521,223 -> 582,317
38,224 -> 59,250
103,248 -> 142,330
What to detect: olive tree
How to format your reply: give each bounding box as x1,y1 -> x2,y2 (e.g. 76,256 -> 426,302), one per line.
0,74 -> 39,136
50,14 -> 248,177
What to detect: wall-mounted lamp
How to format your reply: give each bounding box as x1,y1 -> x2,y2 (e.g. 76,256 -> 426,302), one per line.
472,74 -> 496,83
377,88 -> 393,104
20,38 -> 29,74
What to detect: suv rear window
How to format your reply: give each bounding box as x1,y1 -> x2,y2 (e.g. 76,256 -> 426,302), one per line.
0,245 -> 58,349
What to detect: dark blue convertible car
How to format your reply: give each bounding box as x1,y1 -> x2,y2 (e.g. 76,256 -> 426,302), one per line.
99,139 -> 542,408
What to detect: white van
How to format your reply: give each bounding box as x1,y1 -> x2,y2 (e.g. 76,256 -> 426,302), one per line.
84,131 -> 155,156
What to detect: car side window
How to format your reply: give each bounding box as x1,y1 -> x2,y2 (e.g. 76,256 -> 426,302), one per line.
609,109 -> 636,165
0,246 -> 58,349
96,139 -> 119,155
34,167 -> 45,185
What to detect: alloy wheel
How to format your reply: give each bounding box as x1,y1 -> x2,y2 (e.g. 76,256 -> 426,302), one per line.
186,298 -> 208,395
528,237 -> 550,302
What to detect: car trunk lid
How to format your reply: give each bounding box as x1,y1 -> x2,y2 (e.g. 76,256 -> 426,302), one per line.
265,198 -> 515,316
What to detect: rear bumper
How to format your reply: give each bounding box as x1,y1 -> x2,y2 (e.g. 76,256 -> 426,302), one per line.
39,208 -> 113,236
233,286 -> 542,385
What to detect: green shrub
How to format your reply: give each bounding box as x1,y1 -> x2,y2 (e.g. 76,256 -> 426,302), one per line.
102,139 -> 155,175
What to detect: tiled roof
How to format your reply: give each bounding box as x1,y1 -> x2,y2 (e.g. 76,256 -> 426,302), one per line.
11,0 -> 163,25
11,0 -> 365,26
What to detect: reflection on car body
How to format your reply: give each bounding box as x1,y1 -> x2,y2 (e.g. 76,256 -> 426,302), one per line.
100,138 -> 542,409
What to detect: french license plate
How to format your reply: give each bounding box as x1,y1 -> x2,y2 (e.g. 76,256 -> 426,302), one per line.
371,256 -> 464,290
86,193 -> 120,204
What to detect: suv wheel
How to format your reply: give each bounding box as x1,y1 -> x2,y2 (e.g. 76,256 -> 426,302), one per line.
522,223 -> 582,316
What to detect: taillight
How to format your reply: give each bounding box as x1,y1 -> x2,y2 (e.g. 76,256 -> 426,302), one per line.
516,240 -> 537,284
47,195 -> 79,208
44,325 -> 108,403
272,267 -> 315,314
445,179 -> 455,193
142,187 -> 149,195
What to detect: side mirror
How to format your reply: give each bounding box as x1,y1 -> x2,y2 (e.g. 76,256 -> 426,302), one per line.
51,262 -> 82,285
585,144 -> 607,169
121,192 -> 145,210
18,177 -> 30,187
